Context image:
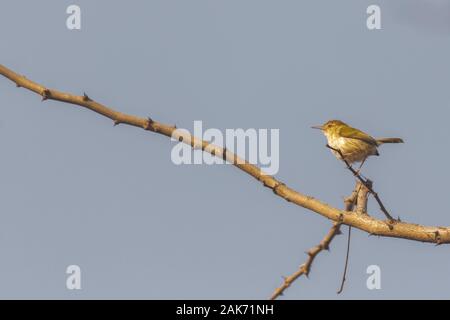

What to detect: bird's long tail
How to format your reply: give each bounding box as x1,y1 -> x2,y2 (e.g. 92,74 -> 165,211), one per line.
376,137 -> 404,145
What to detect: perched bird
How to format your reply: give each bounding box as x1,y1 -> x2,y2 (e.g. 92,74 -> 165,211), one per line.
312,120 -> 404,171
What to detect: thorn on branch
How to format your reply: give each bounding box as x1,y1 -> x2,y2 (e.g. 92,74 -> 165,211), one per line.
260,178 -> 269,187
304,270 -> 310,278
435,231 -> 442,245
83,92 -> 91,102
272,182 -> 285,195
113,119 -> 121,126
41,89 -> 51,101
144,117 -> 156,132
387,220 -> 395,231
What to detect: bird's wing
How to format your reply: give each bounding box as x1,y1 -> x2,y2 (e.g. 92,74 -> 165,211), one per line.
338,125 -> 378,146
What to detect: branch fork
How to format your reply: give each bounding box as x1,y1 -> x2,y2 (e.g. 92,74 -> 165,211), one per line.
270,180 -> 369,299
325,144 -> 397,226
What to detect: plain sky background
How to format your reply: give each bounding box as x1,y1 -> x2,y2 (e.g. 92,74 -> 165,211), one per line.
1,0 -> 450,299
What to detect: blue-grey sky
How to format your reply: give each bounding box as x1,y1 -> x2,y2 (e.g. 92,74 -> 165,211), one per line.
1,0 -> 450,299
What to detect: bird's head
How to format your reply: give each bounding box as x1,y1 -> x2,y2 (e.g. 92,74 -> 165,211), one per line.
312,120 -> 348,136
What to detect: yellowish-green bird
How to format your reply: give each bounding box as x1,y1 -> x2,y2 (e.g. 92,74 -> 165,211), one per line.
312,120 -> 404,170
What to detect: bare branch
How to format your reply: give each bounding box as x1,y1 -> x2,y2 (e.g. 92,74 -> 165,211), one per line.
356,181 -> 371,215
270,184 -> 359,299
270,222 -> 342,300
1,64 -> 449,244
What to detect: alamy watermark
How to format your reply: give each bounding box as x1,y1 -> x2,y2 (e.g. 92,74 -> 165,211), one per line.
170,121 -> 280,175
66,264 -> 82,290
66,5 -> 81,30
366,264 -> 381,290
367,5 -> 381,30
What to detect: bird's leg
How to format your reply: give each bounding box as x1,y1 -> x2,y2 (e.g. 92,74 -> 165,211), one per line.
326,145 -> 361,179
355,157 -> 367,176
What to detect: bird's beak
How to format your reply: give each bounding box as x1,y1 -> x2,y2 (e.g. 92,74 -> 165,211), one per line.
311,125 -> 323,130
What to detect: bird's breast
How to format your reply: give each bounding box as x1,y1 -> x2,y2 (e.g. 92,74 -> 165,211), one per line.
326,136 -> 377,163
327,136 -> 348,151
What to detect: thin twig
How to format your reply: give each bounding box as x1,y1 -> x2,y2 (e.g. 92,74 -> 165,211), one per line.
337,225 -> 351,294
325,144 -> 395,223
270,183 -> 360,299
337,181 -> 371,294
336,182 -> 364,294
1,64 -> 449,244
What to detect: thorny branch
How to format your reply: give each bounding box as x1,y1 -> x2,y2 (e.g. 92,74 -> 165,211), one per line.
270,222 -> 343,300
0,64 -> 450,292
270,182 -> 361,299
0,64 -> 448,243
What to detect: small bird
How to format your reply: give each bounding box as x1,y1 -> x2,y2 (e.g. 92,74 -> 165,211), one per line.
312,120 -> 404,171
